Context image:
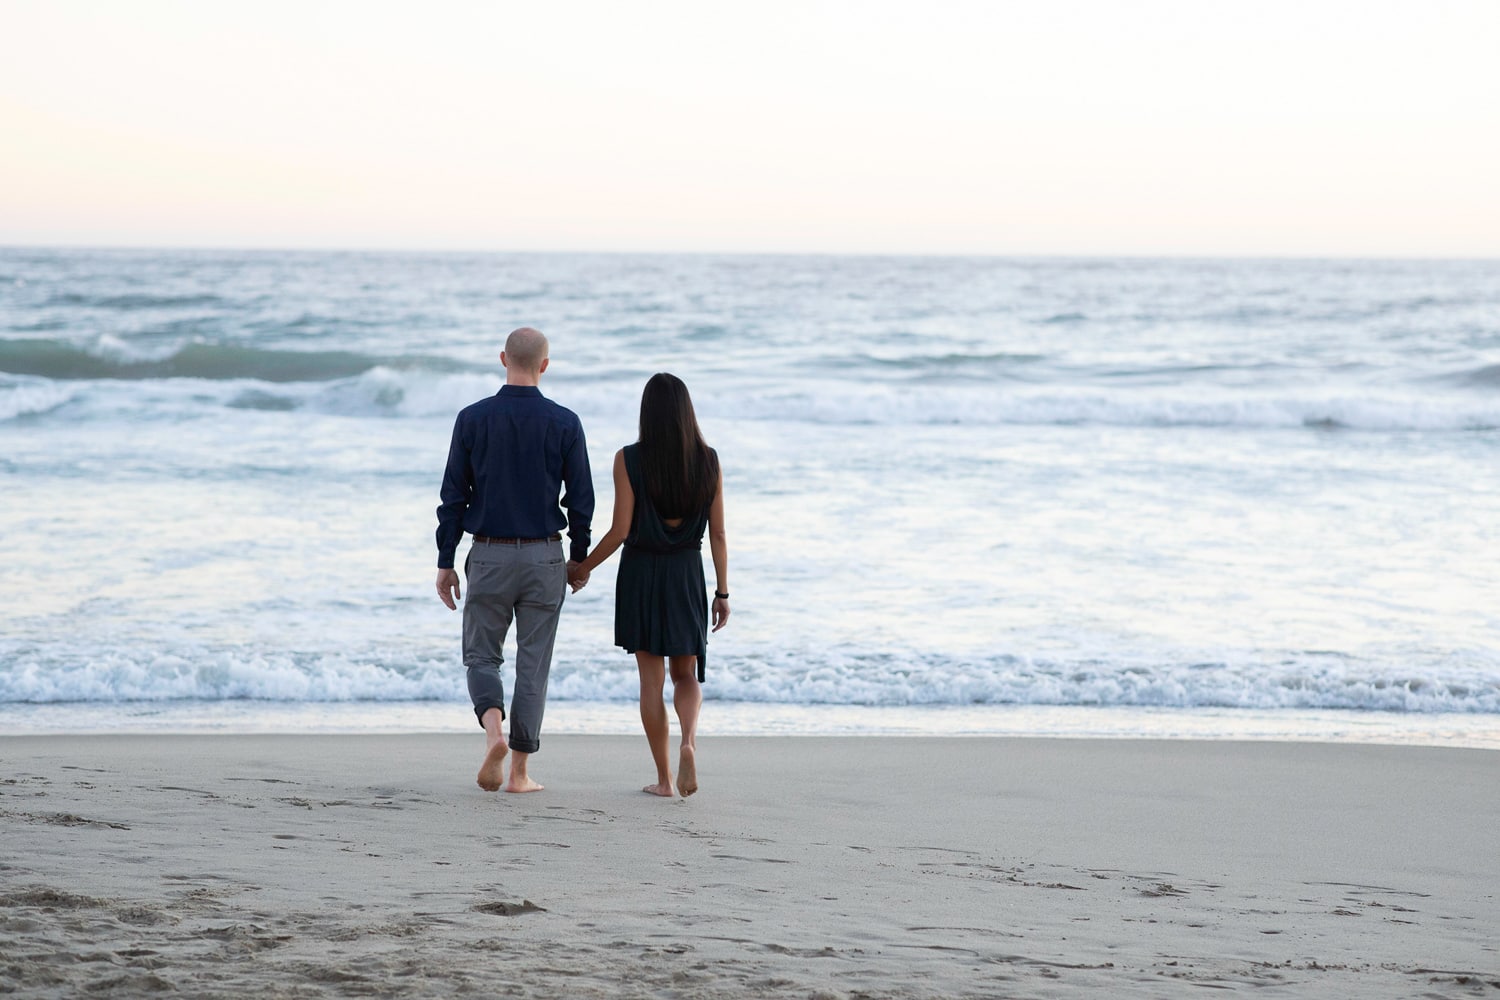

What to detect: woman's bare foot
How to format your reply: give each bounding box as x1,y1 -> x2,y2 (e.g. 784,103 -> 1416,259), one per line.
677,745 -> 698,797
642,781 -> 674,797
477,740 -> 508,792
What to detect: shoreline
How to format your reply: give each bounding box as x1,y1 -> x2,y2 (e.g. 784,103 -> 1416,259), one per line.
3,700 -> 1498,750
4,733 -> 1497,997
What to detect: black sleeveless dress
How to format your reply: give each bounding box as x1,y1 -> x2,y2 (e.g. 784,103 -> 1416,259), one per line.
615,443 -> 714,681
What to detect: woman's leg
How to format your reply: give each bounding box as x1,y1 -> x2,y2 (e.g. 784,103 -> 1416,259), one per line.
636,653 -> 673,796
669,655 -> 702,796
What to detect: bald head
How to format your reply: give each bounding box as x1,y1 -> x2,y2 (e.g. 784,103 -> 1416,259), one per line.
502,327 -> 549,382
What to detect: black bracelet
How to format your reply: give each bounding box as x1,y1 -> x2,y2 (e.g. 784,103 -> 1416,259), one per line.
714,591 -> 729,600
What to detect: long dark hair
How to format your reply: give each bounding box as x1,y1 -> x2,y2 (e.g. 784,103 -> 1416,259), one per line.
638,373 -> 718,519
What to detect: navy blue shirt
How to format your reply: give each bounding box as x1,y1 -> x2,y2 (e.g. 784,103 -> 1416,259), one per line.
435,385 -> 594,569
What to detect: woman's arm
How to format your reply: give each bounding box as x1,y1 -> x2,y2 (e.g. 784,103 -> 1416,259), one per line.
577,449 -> 634,578
708,465 -> 730,631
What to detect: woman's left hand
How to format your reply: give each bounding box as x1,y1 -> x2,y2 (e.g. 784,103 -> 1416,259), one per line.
711,597 -> 730,632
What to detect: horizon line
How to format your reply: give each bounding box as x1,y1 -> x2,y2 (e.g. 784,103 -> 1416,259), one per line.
2,240 -> 1497,264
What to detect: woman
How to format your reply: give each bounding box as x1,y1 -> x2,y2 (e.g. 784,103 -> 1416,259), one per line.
575,373 -> 729,797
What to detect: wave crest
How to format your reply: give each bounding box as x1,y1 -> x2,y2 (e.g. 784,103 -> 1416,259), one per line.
4,648 -> 1495,715
0,338 -> 468,383
0,381 -> 75,420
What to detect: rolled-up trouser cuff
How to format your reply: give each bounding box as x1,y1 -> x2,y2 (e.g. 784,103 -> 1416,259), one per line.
508,737 -> 540,754
472,701 -> 506,727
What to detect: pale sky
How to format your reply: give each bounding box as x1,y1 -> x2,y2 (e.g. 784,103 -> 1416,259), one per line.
2,0 -> 1497,256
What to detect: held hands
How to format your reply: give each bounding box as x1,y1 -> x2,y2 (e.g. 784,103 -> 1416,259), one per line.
436,569 -> 462,610
711,596 -> 730,632
567,560 -> 590,593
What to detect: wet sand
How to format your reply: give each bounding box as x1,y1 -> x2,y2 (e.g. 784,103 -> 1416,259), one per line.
2,734 -> 1496,998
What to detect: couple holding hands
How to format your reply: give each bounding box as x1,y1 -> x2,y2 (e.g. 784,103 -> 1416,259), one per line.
434,327 -> 729,799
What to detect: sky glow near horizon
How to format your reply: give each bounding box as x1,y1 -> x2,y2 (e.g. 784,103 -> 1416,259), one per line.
2,0 -> 1498,257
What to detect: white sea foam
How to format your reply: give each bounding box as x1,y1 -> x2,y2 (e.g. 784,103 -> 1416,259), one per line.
87,332 -> 185,364
0,381 -> 74,420
135,369 -> 1500,432
4,647 -> 1496,714
706,382 -> 1500,432
0,651 -> 464,704
9,338 -> 1498,431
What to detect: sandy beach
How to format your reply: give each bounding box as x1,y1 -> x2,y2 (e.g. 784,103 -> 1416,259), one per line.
2,734 -> 1496,998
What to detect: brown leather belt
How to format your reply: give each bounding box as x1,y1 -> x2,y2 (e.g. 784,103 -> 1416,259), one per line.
472,533 -> 562,545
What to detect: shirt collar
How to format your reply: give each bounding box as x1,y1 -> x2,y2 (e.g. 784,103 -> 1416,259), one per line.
497,385 -> 543,398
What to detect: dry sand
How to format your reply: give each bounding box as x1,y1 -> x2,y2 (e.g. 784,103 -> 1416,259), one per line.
1,734 -> 1496,998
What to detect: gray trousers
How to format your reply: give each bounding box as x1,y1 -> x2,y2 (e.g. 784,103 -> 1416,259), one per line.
462,538 -> 567,753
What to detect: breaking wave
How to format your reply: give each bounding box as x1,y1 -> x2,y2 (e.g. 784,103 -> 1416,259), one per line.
2,648 -> 1496,715
0,337 -> 469,382
8,361 -> 1500,432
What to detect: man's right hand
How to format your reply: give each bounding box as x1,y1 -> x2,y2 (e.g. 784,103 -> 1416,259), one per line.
567,561 -> 590,593
436,569 -> 462,610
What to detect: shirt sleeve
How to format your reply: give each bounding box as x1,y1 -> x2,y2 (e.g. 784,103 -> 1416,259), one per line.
435,412 -> 472,569
560,416 -> 595,563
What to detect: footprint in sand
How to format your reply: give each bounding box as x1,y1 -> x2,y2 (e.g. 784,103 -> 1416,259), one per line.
474,900 -> 546,916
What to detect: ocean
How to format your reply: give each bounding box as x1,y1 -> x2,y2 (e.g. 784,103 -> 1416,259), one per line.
2,248 -> 1497,746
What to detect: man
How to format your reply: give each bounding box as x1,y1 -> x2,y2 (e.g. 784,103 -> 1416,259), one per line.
435,327 -> 593,793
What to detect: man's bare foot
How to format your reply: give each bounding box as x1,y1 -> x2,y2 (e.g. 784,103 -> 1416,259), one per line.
504,775 -> 544,793
677,745 -> 698,797
477,741 -> 508,792
642,781 -> 674,797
